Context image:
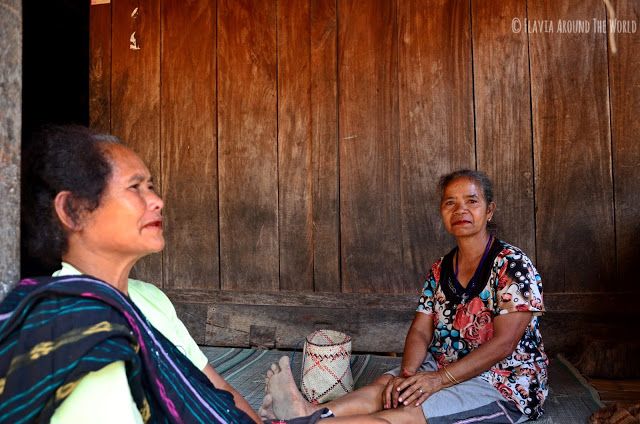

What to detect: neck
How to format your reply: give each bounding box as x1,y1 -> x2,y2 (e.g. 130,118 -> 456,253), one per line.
456,231 -> 492,263
63,241 -> 138,294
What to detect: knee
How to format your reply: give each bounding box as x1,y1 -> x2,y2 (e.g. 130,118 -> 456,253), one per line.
373,374 -> 393,386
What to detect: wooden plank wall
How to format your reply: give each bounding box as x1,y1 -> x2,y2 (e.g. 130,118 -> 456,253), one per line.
90,0 -> 640,353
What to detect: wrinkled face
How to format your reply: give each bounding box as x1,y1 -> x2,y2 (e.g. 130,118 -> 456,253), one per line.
77,144 -> 165,259
440,177 -> 494,238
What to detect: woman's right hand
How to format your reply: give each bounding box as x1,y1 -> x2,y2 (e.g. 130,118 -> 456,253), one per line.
382,368 -> 416,409
382,375 -> 404,409
384,312 -> 433,409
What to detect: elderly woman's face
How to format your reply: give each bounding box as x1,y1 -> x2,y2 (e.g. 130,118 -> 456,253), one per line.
440,177 -> 494,238
76,144 -> 165,258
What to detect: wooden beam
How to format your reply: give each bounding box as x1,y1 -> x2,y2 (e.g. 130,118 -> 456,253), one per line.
205,303 -> 413,353
167,289 -> 636,354
0,0 -> 21,300
165,289 -> 635,313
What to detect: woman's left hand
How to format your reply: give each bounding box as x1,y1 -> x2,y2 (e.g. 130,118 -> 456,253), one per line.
395,371 -> 444,407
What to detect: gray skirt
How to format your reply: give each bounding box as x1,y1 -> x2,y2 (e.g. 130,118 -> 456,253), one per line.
385,354 -> 527,423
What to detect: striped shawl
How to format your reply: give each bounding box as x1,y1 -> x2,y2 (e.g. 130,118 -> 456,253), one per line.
0,275 -> 253,424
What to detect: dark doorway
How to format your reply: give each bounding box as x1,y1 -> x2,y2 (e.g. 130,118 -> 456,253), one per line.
21,0 -> 89,276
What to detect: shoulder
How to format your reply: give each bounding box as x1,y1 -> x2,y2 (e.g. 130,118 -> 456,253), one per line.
430,257 -> 444,272
495,240 -> 529,259
493,240 -> 542,287
127,281 -> 206,369
10,278 -> 125,324
128,279 -> 174,310
427,257 -> 445,284
128,278 -> 166,296
494,240 -> 536,269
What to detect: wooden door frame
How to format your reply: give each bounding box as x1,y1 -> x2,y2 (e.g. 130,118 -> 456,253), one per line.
0,0 -> 22,300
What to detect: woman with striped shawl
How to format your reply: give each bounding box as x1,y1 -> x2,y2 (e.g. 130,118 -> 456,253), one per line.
0,126 -> 261,424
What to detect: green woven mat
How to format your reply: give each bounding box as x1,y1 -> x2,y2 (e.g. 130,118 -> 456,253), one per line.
201,347 -> 602,422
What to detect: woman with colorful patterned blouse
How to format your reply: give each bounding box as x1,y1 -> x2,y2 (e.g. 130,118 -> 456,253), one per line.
404,169 -> 548,422
261,169 -> 548,424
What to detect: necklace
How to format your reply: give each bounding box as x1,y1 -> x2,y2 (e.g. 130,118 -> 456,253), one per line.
454,235 -> 494,302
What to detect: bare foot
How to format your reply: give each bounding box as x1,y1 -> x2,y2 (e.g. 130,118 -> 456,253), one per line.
265,356 -> 318,420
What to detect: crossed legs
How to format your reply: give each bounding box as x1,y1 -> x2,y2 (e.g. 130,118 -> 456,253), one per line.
260,356 -> 426,424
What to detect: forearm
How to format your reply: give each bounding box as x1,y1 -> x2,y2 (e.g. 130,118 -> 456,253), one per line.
401,332 -> 429,375
439,312 -> 531,388
400,313 -> 433,376
222,382 -> 262,423
393,335 -> 517,408
438,336 -> 514,388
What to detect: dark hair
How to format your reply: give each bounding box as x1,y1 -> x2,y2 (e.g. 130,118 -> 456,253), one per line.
23,125 -> 120,269
438,169 -> 495,204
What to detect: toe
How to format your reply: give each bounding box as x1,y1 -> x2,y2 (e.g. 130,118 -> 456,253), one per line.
278,355 -> 291,369
258,406 -> 276,420
262,393 -> 273,408
259,394 -> 276,420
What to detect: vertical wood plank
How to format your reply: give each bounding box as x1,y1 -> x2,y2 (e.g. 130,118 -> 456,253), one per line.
277,0 -> 313,291
472,0 -> 535,258
161,0 -> 218,290
339,0 -> 402,293
398,0 -> 475,292
310,0 -> 340,292
529,0 -> 615,292
89,3 -> 111,133
111,0 -> 162,285
609,0 -> 640,291
0,0 -> 21,299
218,0 -> 279,291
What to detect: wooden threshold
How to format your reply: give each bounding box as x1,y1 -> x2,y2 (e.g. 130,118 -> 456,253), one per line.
590,378 -> 640,407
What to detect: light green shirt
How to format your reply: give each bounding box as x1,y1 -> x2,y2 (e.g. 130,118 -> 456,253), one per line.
50,263 -> 208,423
